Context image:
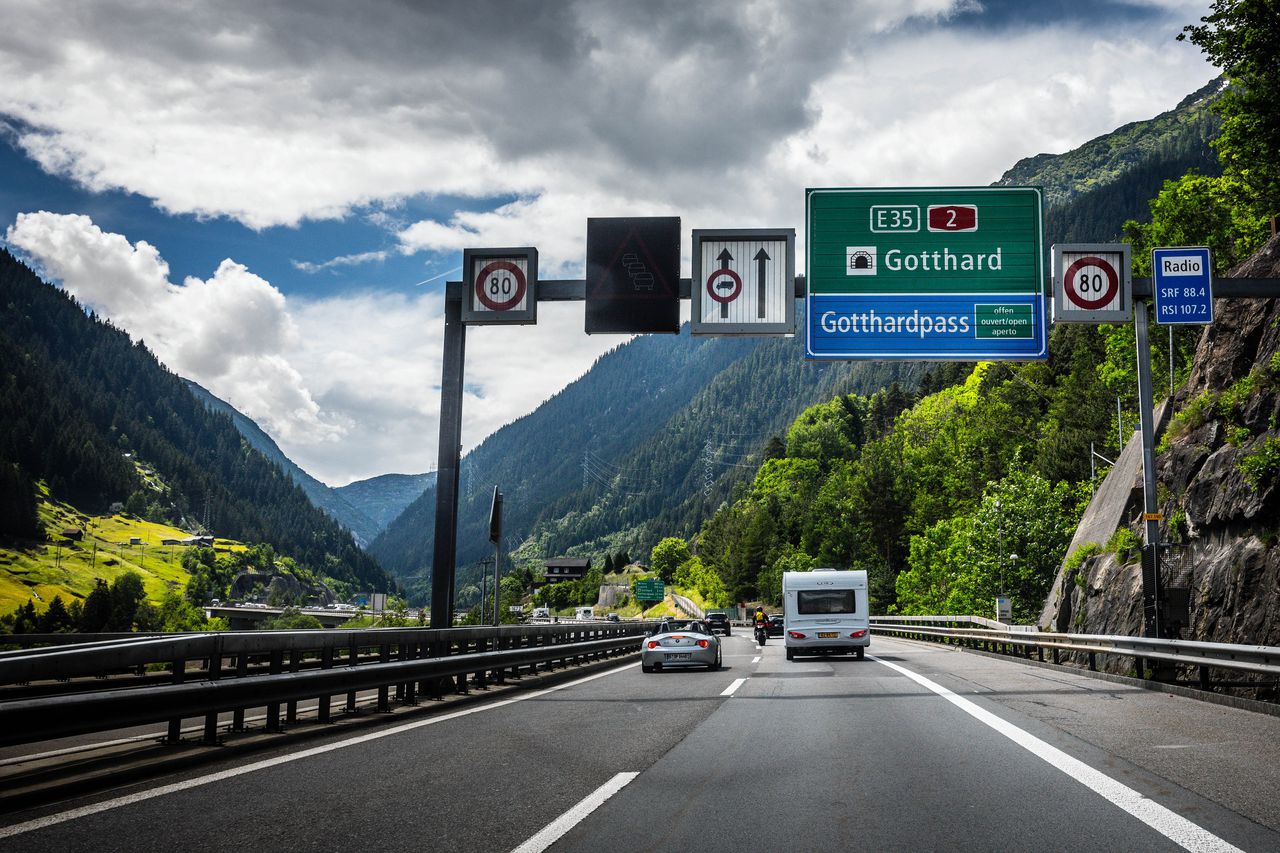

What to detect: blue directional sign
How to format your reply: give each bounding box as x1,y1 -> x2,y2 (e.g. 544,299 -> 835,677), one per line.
1153,246 -> 1213,325
806,187 -> 1046,360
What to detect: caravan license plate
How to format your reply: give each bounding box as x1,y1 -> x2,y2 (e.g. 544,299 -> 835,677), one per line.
666,653 -> 691,660
817,631 -> 839,638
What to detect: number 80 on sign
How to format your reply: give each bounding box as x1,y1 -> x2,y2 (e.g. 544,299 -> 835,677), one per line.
461,247 -> 539,326
1051,243 -> 1132,325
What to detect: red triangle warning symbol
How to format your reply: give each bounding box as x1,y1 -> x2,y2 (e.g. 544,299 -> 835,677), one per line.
592,228 -> 676,299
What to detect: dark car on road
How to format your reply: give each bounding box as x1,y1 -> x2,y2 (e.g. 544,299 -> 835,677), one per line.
767,614 -> 784,637
705,612 -> 731,636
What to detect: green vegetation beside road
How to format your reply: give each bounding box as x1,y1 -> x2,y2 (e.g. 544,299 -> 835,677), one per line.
0,487 -> 199,614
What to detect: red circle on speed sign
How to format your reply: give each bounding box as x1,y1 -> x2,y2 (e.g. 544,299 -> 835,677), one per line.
1063,256 -> 1119,310
706,267 -> 742,304
475,260 -> 527,311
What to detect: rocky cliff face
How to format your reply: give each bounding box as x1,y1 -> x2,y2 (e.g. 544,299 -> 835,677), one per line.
1045,234 -> 1280,663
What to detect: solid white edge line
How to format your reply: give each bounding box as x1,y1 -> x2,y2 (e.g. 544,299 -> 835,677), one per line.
869,654 -> 1243,853
720,678 -> 746,697
0,661 -> 635,841
509,771 -> 639,853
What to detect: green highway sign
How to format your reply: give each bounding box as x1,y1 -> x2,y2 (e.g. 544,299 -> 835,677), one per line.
634,578 -> 666,602
805,187 -> 1047,360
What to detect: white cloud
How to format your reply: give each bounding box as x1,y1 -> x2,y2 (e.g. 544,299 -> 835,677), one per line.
5,212 -> 339,448
293,250 -> 389,274
4,211 -> 623,485
0,1 -> 1221,483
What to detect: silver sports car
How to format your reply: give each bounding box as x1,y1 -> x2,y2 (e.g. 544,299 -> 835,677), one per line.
640,619 -> 722,672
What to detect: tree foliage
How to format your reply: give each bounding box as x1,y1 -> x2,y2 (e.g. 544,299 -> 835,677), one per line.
650,537 -> 691,583
1181,0 -> 1280,215
894,467 -> 1084,622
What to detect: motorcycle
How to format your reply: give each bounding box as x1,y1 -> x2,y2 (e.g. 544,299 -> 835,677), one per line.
754,622 -> 768,646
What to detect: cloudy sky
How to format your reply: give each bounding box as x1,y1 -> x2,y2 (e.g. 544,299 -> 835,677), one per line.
0,0 -> 1217,486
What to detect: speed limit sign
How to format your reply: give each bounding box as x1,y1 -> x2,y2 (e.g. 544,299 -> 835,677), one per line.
1052,243 -> 1131,324
461,247 -> 538,325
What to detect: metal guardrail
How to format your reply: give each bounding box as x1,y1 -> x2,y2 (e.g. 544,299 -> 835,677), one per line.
0,623 -> 655,748
870,616 -> 1280,688
671,594 -> 703,619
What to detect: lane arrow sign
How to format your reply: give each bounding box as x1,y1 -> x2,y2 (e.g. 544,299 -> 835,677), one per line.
754,247 -> 770,319
717,248 -> 734,318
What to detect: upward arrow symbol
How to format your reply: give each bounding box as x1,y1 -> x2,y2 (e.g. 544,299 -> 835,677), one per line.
716,248 -> 734,319
754,247 -> 770,319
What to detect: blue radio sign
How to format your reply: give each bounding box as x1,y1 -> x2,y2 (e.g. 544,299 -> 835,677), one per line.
1153,246 -> 1213,325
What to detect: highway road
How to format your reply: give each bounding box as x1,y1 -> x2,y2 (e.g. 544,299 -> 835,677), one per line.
2,634 -> 1278,852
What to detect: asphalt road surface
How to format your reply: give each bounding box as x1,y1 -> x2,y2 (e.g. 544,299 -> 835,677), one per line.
3,634 -> 1278,852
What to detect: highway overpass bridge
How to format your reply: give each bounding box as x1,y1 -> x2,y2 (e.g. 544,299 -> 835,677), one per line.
202,604 -> 369,629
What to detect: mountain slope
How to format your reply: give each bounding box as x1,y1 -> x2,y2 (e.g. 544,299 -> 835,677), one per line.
371,317 -> 919,590
999,76 -> 1223,244
0,249 -> 392,592
184,380 -> 382,545
336,472 -> 435,532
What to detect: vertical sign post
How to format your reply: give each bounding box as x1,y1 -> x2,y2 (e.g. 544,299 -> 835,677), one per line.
489,486 -> 503,627
431,288 -> 466,629
1133,301 -> 1163,639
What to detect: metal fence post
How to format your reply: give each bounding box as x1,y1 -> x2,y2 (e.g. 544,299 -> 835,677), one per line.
346,640 -> 358,713
202,652 -> 222,745
286,649 -> 301,722
166,657 -> 186,744
266,650 -> 283,732
318,647 -> 333,723
231,652 -> 249,731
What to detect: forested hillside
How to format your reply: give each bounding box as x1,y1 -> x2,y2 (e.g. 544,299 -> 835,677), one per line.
371,77 -> 1228,605
185,380 -> 382,545
997,77 -> 1222,210
696,343 -> 1112,621
0,250 -> 392,592
370,329 -> 919,598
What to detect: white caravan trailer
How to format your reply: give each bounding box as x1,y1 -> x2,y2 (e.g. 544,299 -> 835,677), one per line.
782,569 -> 870,661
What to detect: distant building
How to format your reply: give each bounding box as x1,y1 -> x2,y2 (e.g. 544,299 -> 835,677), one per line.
60,528 -> 83,541
544,558 -> 590,582
181,535 -> 214,547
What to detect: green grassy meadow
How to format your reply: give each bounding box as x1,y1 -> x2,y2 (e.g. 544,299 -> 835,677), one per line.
0,493 -> 243,614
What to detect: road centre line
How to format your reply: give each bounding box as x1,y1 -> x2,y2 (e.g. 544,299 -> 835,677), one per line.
869,655 -> 1242,853
0,662 -> 634,840
721,678 -> 747,697
510,772 -> 639,853
752,656 -> 761,663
